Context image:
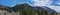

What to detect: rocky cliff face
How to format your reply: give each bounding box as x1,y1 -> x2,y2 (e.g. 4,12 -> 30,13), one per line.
0,3 -> 57,15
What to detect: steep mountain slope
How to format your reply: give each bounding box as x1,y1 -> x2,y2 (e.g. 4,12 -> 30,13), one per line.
12,3 -> 32,12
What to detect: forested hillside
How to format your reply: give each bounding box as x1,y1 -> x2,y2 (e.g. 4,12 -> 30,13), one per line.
0,3 -> 57,15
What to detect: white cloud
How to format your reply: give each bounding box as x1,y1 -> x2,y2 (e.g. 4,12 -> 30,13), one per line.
56,2 -> 60,5
33,0 -> 53,6
33,0 -> 46,6
32,0 -> 60,12
54,2 -> 60,5
47,6 -> 60,12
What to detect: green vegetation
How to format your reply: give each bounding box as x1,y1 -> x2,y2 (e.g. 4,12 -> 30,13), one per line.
0,3 -> 57,15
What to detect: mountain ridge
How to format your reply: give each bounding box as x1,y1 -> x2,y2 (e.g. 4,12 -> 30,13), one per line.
0,3 -> 57,15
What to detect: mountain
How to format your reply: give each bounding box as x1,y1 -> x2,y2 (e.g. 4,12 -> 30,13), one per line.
0,3 -> 57,15
0,5 -> 12,12
12,3 -> 32,12
42,6 -> 56,13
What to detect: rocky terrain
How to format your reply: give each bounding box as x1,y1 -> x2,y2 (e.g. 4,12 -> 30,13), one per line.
0,3 -> 57,15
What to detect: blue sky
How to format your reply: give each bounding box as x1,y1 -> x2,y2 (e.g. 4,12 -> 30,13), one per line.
0,0 -> 33,7
0,0 -> 16,7
0,0 -> 59,7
